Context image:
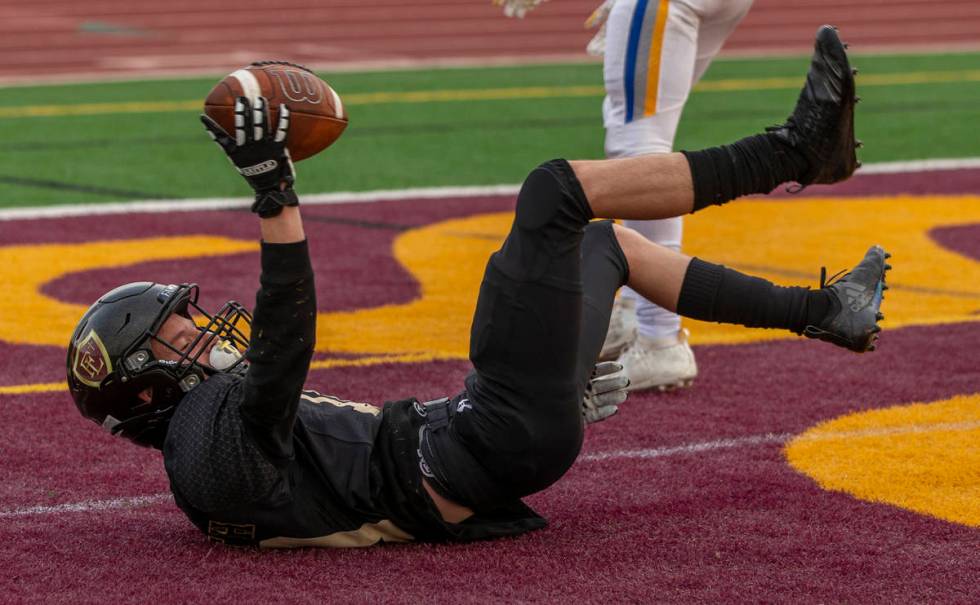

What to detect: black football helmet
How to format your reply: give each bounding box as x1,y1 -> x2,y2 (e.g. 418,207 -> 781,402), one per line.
67,282 -> 251,448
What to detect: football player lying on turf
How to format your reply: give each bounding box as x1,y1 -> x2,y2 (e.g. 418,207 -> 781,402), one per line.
68,27 -> 889,547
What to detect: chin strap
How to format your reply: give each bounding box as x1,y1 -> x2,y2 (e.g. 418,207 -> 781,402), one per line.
106,404 -> 176,447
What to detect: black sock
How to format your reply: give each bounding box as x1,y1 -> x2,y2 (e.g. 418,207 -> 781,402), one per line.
681,133 -> 809,212
677,258 -> 833,334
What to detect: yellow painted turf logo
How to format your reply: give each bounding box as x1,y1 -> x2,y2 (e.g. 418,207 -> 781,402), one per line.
786,394 -> 980,527
1,194 -> 979,368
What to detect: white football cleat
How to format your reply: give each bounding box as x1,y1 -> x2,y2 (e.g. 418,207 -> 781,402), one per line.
599,296 -> 638,361
617,328 -> 697,392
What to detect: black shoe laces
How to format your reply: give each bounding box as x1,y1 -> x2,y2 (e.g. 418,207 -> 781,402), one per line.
819,266 -> 848,289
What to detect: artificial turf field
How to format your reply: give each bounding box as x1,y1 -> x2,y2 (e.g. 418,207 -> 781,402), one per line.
1,52 -> 979,603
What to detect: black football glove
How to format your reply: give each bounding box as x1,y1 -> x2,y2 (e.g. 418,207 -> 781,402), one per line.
200,96 -> 298,218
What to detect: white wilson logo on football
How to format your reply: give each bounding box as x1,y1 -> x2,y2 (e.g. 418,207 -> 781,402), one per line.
271,70 -> 324,104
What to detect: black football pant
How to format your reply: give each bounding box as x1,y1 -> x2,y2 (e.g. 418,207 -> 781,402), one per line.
420,159 -> 630,508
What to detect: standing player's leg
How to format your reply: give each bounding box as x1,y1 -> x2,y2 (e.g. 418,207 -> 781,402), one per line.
688,0 -> 755,86
599,0 -> 687,371
599,0 -> 753,392
599,0 -> 693,385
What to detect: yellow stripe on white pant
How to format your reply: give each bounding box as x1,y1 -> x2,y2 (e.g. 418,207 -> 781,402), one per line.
642,0 -> 671,117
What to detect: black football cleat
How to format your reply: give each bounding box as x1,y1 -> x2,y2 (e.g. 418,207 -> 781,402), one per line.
804,245 -> 891,353
768,25 -> 859,187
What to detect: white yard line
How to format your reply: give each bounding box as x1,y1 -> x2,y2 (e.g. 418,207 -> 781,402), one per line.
2,157 -> 978,222
580,419 -> 980,462
580,433 -> 794,462
5,419 -> 977,517
0,493 -> 173,517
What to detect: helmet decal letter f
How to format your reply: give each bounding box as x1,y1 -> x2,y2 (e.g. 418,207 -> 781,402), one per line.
72,330 -> 113,388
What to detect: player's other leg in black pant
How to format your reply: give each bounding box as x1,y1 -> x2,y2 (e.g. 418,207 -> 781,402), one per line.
419,160 -> 629,508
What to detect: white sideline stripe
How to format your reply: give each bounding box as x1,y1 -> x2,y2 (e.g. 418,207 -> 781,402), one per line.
6,420 -> 977,518
581,433 -> 793,462
2,157 -> 979,222
0,184 -> 522,222
858,157 -> 980,174
0,493 -> 172,517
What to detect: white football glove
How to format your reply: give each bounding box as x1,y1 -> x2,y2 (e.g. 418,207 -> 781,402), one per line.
585,0 -> 615,56
583,361 -> 629,424
493,0 -> 547,19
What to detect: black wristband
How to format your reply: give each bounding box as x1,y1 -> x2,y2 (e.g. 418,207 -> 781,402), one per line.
251,189 -> 299,219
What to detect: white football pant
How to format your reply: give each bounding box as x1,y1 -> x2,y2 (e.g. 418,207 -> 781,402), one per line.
602,0 -> 753,340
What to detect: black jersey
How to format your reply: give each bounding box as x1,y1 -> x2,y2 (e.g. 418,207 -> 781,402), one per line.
162,240 -> 544,547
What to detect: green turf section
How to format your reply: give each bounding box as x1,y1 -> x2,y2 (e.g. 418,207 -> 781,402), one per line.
1,51 -> 978,208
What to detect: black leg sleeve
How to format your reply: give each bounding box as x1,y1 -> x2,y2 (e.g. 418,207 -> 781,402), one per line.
682,133 -> 809,212
677,258 -> 831,334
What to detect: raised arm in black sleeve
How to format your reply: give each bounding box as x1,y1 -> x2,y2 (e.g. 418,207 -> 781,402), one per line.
241,239 -> 317,463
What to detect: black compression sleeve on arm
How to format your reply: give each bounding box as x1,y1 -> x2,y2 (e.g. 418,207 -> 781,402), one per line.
241,240 -> 316,463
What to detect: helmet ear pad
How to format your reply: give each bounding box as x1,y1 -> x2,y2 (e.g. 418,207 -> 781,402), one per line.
76,362 -> 189,449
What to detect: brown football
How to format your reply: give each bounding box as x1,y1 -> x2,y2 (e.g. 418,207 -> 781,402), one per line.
204,61 -> 348,162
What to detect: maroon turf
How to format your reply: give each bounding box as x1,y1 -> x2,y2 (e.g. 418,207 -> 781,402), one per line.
2,325 -> 979,602
931,224 -> 980,263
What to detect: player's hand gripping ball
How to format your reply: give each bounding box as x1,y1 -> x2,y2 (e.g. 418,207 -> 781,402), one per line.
201,95 -> 299,218
204,61 -> 347,161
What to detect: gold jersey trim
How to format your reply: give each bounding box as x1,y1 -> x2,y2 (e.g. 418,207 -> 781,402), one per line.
259,520 -> 413,549
301,391 -> 381,416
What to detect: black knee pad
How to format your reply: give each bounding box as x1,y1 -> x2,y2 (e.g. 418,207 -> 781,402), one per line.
494,160 -> 595,283
514,159 -> 593,232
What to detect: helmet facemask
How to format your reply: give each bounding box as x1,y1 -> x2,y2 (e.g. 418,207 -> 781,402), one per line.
137,285 -> 252,390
